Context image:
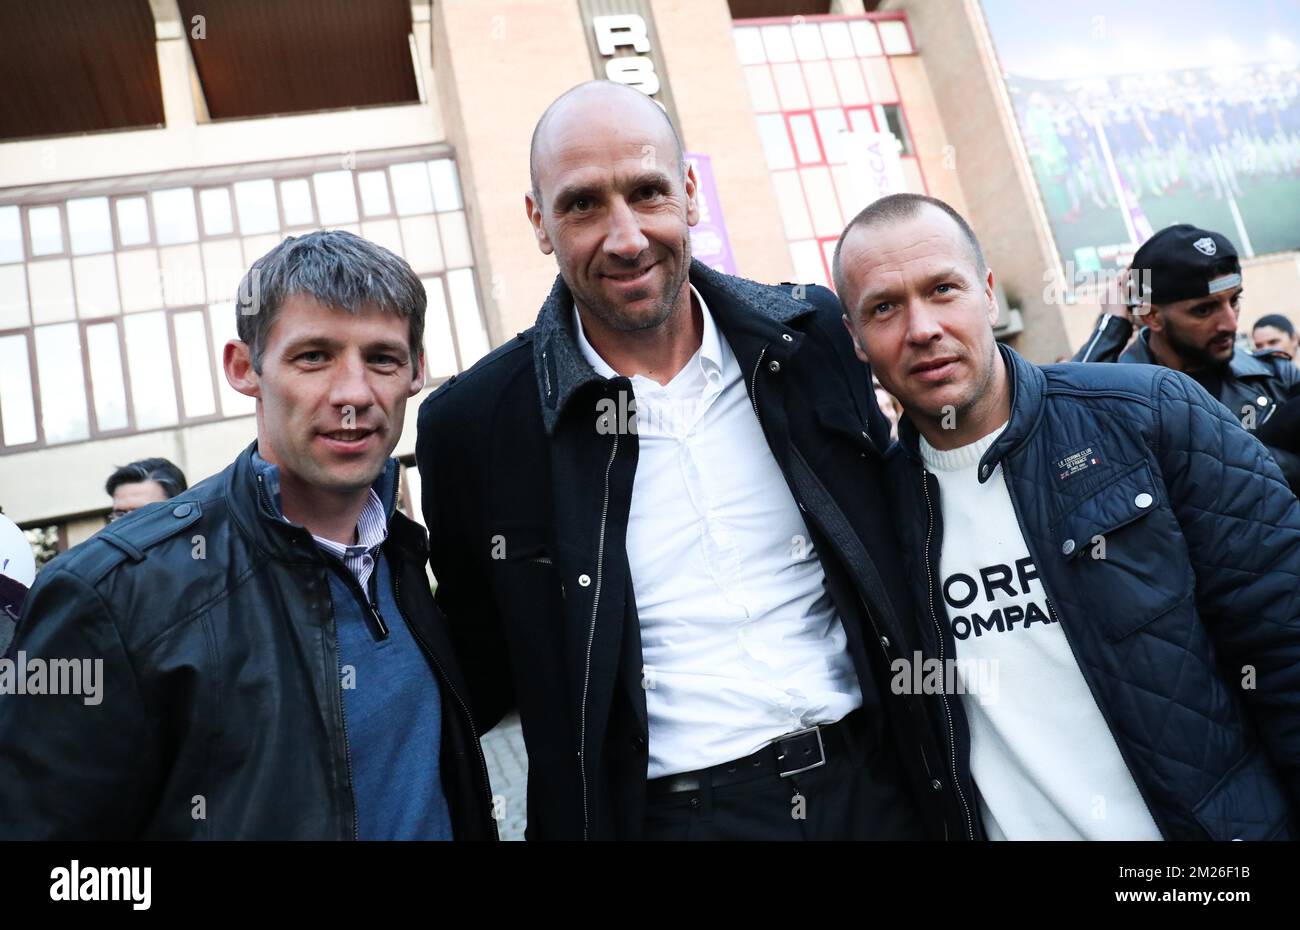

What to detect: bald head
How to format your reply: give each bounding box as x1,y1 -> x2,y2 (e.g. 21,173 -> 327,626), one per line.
529,80 -> 685,208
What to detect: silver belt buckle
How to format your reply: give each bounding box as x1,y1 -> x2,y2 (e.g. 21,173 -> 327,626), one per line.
773,724 -> 826,777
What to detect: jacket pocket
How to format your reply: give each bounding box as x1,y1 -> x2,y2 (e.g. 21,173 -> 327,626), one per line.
1192,746 -> 1295,841
1050,460 -> 1194,641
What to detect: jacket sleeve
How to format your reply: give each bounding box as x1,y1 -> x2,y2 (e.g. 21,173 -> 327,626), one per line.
415,393 -> 516,733
1155,369 -> 1300,801
1071,313 -> 1133,363
0,567 -> 157,838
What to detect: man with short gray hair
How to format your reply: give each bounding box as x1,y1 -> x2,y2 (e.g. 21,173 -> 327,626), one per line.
0,230 -> 496,840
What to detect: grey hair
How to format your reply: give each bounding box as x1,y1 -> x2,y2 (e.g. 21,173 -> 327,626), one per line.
832,193 -> 987,310
235,229 -> 426,373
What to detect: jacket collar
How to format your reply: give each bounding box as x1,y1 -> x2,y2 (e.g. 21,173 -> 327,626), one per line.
226,442 -> 425,562
898,343 -> 1044,483
531,258 -> 817,435
1123,327 -> 1275,380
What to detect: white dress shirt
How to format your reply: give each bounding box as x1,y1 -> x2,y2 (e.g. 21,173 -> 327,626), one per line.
574,287 -> 862,778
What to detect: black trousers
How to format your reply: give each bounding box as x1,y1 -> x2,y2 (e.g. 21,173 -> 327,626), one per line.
642,716 -> 926,840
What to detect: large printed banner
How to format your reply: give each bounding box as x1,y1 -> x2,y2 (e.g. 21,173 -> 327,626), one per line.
982,0 -> 1300,274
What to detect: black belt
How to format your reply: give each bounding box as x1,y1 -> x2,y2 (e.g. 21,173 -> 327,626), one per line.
646,709 -> 864,797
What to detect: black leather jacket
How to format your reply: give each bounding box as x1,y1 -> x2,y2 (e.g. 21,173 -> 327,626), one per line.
0,443 -> 497,840
1073,314 -> 1300,489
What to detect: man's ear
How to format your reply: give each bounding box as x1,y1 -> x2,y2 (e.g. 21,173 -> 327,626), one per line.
984,267 -> 998,327
842,313 -> 869,364
224,340 -> 260,399
410,349 -> 427,396
1145,305 -> 1166,334
524,191 -> 553,256
684,161 -> 701,228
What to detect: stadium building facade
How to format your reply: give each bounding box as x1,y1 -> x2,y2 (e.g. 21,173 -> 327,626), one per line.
2,0 -> 1298,551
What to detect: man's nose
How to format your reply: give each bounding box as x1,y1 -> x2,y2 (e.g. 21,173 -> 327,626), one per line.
906,300 -> 944,344
603,198 -> 649,261
328,354 -> 376,411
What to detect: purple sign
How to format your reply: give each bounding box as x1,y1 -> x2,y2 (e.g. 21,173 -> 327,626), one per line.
685,152 -> 736,276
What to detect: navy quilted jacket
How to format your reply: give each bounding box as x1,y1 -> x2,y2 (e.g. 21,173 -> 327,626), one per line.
885,344 -> 1300,840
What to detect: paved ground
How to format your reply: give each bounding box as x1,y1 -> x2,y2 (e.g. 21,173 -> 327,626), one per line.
480,712 -> 527,840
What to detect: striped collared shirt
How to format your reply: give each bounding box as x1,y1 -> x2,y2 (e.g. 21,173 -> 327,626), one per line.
311,489 -> 389,590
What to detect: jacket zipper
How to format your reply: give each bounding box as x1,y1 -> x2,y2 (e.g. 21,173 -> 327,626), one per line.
258,473 -> 360,838
333,630 -> 360,841
749,345 -> 768,420
920,467 -> 976,840
997,464 -> 1169,838
758,346 -> 949,835
580,431 -> 620,841
393,566 -> 499,840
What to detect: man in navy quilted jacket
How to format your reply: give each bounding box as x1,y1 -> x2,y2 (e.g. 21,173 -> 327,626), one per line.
832,193 -> 1300,840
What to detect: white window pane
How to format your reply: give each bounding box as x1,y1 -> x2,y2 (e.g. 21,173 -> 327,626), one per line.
803,60 -> 839,108
821,240 -> 839,280
756,114 -> 795,170
820,21 -> 855,59
73,254 -> 121,318
0,265 -> 29,328
234,179 -> 279,235
426,162 -> 460,214
771,170 -> 813,240
173,311 -> 216,418
116,249 -> 163,313
201,238 -> 245,305
849,108 -> 876,134
879,20 -> 913,55
199,187 -> 235,236
420,278 -> 459,377
150,187 -> 198,244
789,114 -> 823,164
789,240 -> 828,287
800,166 -> 844,237
0,205 -> 23,263
34,322 -> 90,443
398,215 -> 444,275
207,303 -> 255,417
279,179 -> 314,227
312,171 -> 358,225
241,234 -> 282,269
86,322 -> 129,431
732,27 -> 766,65
446,268 -> 488,367
772,63 -> 809,110
27,259 -> 76,324
115,197 -> 151,246
832,58 -> 869,106
360,218 -> 404,256
160,244 -> 205,307
849,20 -> 883,56
123,311 -> 178,428
744,65 -> 779,113
815,108 -> 851,164
29,206 -> 64,256
792,23 -> 826,61
0,335 -> 37,445
358,170 -> 392,217
390,162 -> 434,216
437,211 -> 473,269
67,197 -> 114,255
831,163 -> 872,224
760,25 -> 796,63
